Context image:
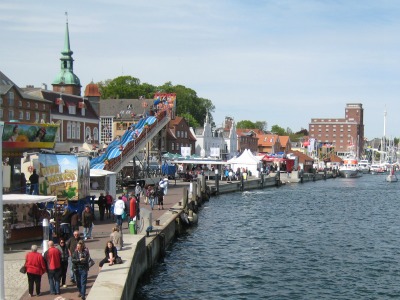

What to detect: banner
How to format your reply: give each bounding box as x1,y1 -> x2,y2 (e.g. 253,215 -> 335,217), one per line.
38,154 -> 90,200
181,147 -> 191,157
2,122 -> 59,149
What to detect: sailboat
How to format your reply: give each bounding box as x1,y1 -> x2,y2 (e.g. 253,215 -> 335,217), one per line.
386,165 -> 398,182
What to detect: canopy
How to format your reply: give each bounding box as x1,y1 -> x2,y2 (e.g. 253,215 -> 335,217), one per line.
227,149 -> 261,175
90,169 -> 117,177
2,194 -> 57,205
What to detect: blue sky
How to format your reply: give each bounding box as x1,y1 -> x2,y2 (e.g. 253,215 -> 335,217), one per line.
1,0 -> 400,139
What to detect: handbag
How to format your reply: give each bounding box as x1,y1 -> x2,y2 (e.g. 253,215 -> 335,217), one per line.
121,211 -> 127,220
88,257 -> 95,268
20,265 -> 27,274
115,256 -> 122,264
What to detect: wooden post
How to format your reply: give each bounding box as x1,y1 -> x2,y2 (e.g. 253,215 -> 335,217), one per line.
183,187 -> 188,209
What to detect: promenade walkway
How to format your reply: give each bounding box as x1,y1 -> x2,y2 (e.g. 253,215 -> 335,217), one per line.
4,180 -> 187,300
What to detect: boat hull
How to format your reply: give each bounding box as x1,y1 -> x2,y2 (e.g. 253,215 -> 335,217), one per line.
339,169 -> 362,178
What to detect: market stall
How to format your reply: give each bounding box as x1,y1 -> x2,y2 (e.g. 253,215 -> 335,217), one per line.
3,194 -> 56,244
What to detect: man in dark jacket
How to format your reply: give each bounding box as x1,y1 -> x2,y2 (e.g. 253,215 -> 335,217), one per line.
66,230 -> 82,284
81,205 -> 94,240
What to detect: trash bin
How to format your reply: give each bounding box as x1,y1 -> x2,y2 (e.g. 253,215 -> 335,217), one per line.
129,221 -> 136,234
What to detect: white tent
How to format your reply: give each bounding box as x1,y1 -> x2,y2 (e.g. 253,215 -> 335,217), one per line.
2,194 -> 57,205
89,169 -> 117,199
227,149 -> 261,176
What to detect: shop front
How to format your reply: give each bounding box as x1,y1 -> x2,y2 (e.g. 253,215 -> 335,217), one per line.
3,194 -> 56,244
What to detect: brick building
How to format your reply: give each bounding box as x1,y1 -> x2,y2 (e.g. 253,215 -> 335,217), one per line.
308,103 -> 364,158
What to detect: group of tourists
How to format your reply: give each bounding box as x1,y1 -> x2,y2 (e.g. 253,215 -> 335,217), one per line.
24,226 -> 123,299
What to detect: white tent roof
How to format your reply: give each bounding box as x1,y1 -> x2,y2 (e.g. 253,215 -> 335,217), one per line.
2,194 -> 57,205
90,169 -> 117,177
228,149 -> 259,165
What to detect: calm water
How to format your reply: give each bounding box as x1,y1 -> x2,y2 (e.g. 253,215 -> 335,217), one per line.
135,175 -> 400,299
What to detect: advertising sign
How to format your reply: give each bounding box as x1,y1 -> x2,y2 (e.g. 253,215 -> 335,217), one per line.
2,122 -> 59,149
38,154 -> 90,200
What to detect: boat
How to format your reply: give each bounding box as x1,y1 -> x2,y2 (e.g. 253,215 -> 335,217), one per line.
358,160 -> 371,174
386,166 -> 398,182
339,157 -> 362,178
370,164 -> 386,175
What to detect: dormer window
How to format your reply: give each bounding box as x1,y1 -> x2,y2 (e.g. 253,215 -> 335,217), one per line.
66,102 -> 76,114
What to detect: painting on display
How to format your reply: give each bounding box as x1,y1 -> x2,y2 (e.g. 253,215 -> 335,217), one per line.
38,154 -> 90,201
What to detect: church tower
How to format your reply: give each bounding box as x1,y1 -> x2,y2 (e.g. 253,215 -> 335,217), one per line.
52,13 -> 81,96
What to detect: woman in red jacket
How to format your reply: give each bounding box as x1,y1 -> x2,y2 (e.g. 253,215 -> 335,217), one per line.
25,244 -> 46,297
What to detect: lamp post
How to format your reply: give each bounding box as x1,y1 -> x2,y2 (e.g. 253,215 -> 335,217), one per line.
119,145 -> 124,173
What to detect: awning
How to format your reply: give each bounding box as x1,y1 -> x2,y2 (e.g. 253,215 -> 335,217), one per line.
2,194 -> 57,205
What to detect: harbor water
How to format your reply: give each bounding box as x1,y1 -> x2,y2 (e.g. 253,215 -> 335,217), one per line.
136,175 -> 400,299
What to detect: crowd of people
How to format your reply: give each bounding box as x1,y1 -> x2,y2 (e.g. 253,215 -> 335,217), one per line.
22,178 -> 170,298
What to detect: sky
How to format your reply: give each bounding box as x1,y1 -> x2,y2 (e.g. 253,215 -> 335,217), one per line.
1,0 -> 400,140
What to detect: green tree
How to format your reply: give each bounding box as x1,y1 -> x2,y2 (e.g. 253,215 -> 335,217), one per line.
181,113 -> 200,128
271,124 -> 286,135
237,120 -> 257,129
255,121 -> 267,131
98,76 -> 156,99
97,76 -> 215,128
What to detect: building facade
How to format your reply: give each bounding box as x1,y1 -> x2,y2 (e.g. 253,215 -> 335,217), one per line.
308,103 -> 364,158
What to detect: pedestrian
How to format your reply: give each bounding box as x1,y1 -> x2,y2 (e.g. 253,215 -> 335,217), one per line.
82,205 -> 94,240
60,208 -> 73,240
66,230 -> 82,284
135,183 -> 142,202
113,196 -> 125,229
98,193 -> 107,221
110,226 -> 123,250
105,192 -> 113,219
72,241 -> 89,300
20,173 -> 27,194
43,240 -> 62,295
49,218 -> 56,243
56,238 -> 69,288
25,244 -> 46,297
70,210 -> 80,233
98,241 -> 120,270
29,169 -> 39,195
158,184 -> 164,210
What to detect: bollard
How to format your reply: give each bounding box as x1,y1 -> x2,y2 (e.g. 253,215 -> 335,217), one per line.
156,220 -> 160,226
179,201 -> 182,206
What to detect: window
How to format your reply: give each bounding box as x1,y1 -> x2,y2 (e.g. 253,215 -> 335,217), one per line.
42,104 -> 46,110
176,143 -> 179,149
35,112 -> 39,122
81,107 -> 85,116
55,126 -> 60,142
26,111 -> 30,120
185,132 -> 187,138
42,113 -> 46,121
19,110 -> 23,120
72,122 -> 76,139
93,127 -> 99,141
35,103 -> 39,109
9,109 -> 14,119
0,97 -> 3,105
86,127 -> 91,142
68,105 -> 76,114
76,122 -> 81,139
18,100 -> 22,107
67,121 -> 71,139
59,104 -> 63,113
177,131 -> 180,138
8,92 -> 14,105
26,102 -> 30,108
171,143 -> 175,150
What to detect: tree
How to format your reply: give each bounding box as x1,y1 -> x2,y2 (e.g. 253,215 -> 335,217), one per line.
255,121 -> 267,131
271,125 -> 286,136
237,120 -> 257,129
97,76 -> 216,128
181,113 -> 200,128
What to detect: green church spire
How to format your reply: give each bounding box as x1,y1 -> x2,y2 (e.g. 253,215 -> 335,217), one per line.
52,12 -> 81,88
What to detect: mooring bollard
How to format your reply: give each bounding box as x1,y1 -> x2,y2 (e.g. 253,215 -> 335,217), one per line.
156,220 -> 160,226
